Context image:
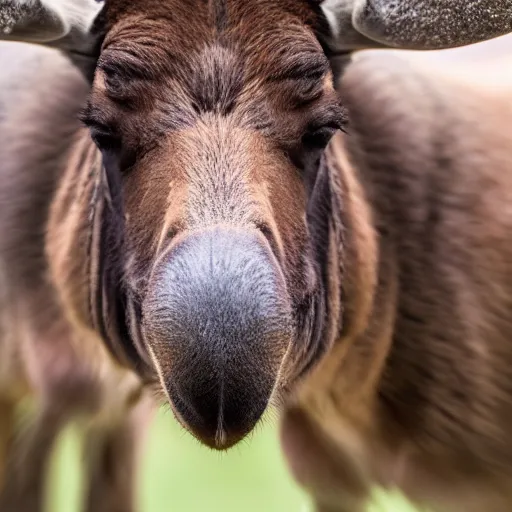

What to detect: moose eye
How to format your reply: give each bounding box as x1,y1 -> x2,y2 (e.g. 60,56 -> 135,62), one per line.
89,125 -> 121,153
302,122 -> 340,150
79,105 -> 121,153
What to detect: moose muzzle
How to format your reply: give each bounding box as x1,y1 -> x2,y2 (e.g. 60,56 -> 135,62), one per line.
143,227 -> 292,449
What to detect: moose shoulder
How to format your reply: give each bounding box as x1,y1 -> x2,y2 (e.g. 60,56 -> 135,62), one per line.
2,1 -> 512,511
0,42 -> 154,512
283,39 -> 512,511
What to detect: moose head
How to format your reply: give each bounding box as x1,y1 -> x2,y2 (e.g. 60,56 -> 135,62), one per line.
47,0 -> 347,450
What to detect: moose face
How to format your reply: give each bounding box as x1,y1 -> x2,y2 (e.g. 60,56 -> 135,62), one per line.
80,0 -> 344,449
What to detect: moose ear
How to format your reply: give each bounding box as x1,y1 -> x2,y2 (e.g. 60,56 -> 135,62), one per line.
340,45 -> 512,215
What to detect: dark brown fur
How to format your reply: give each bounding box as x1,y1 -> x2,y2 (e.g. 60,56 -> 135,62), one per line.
0,43 -> 152,512
2,2 -> 512,512
283,42 -> 512,511
63,0 -> 343,421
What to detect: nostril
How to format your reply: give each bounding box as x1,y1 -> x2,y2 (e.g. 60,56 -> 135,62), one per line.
254,221 -> 280,262
166,227 -> 179,240
165,223 -> 185,244
255,221 -> 272,240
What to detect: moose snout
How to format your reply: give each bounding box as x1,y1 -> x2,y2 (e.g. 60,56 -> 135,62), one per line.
142,228 -> 292,449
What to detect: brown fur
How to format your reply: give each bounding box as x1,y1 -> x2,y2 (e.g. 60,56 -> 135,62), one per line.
0,43 -> 153,512
3,2 -> 512,512
283,41 -> 512,512
70,0 -> 343,417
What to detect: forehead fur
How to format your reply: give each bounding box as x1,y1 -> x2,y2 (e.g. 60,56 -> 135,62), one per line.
90,0 -> 336,134
100,0 -> 329,76
104,0 -> 324,33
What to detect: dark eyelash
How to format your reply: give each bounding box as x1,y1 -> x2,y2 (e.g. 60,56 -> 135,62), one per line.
302,125 -> 337,148
79,110 -> 120,150
308,103 -> 347,131
98,56 -> 148,82
91,128 -> 120,150
79,103 -> 110,128
301,103 -> 347,148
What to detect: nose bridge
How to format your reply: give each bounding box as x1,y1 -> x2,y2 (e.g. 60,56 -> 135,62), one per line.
185,119 -> 265,229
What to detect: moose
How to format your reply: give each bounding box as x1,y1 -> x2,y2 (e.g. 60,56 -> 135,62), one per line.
1,0 -> 512,511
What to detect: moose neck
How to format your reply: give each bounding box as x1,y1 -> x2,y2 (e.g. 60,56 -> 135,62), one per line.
297,132 -> 397,433
46,123 -> 144,373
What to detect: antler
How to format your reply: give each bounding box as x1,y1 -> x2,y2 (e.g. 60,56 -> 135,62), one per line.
1,0 -> 511,66
323,0 -> 512,51
0,0 -> 102,48
0,0 -> 104,79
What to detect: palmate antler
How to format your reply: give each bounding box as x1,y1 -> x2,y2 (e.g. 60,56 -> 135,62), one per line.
1,0 -> 511,54
0,0 -> 103,77
322,0 -> 512,51
0,0 -> 102,44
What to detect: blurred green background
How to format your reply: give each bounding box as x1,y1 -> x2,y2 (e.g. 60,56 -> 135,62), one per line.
46,408 -> 420,512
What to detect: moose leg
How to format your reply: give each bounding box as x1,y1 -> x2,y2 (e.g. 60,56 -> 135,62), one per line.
281,408 -> 370,512
84,396 -> 154,512
0,402 -> 68,512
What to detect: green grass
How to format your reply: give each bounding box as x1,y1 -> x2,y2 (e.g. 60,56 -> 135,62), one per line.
46,408 -> 420,512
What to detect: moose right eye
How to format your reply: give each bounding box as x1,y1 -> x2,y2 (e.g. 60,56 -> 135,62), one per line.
79,105 -> 120,152
302,124 -> 338,149
87,124 -> 121,153
90,128 -> 120,152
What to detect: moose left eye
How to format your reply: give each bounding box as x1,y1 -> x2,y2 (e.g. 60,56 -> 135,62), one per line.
88,125 -> 121,154
302,124 -> 339,149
